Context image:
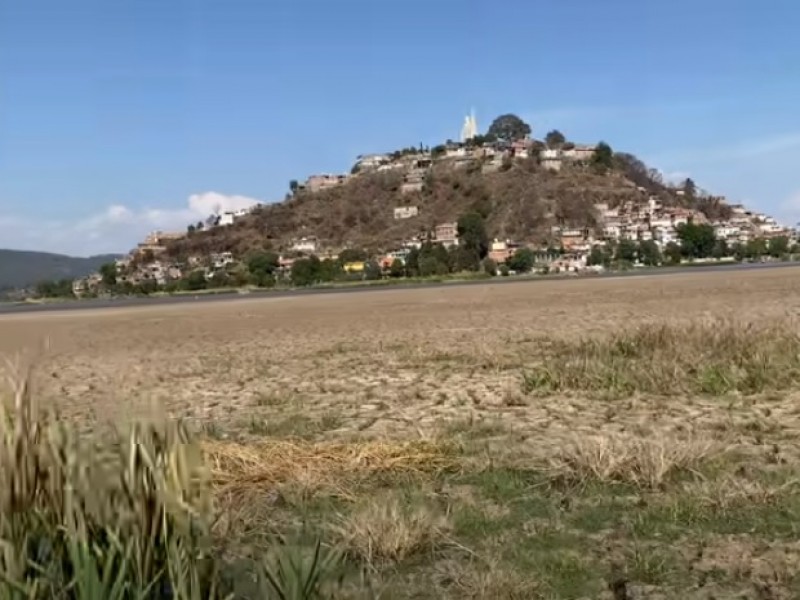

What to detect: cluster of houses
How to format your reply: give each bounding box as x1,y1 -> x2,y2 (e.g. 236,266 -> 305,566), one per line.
292,137 -> 595,198
72,189 -> 793,296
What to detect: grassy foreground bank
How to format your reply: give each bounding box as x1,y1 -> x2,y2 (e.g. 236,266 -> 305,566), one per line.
4,317 -> 800,598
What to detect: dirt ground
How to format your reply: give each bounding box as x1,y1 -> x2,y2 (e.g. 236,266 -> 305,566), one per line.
4,267 -> 800,598
1,267 -> 799,441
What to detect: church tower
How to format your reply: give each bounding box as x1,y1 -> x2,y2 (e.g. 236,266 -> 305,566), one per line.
460,108 -> 478,142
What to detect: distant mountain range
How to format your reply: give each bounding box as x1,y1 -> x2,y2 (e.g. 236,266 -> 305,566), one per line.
0,250 -> 119,291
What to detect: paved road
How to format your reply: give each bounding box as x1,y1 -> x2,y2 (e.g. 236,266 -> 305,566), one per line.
1,261 -> 797,315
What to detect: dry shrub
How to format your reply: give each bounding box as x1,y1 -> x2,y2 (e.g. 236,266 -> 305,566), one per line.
0,358 -> 217,598
334,494 -> 449,566
0,359 -> 343,599
549,433 -> 721,488
434,559 -> 540,599
686,476 -> 800,511
204,438 -> 459,503
522,319 -> 800,397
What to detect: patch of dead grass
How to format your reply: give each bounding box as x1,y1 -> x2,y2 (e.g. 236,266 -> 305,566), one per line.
203,438 -> 460,502
548,433 -> 723,489
434,559 -> 540,599
333,494 -> 450,566
522,318 -> 800,397
684,476 -> 800,511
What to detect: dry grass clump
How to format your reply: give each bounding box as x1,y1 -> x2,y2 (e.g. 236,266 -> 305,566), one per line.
0,360 -> 218,598
204,438 -> 459,502
434,559 -> 540,599
686,476 -> 800,511
0,360 -> 344,599
548,433 -> 722,489
334,494 -> 450,567
522,319 -> 800,397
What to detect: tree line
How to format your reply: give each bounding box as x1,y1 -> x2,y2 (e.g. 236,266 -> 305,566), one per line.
587,222 -> 795,268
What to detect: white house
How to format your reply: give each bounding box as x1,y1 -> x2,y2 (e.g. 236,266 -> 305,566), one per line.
714,224 -> 740,240
355,154 -> 390,171
393,206 -> 419,219
211,252 -> 235,270
291,237 -> 318,253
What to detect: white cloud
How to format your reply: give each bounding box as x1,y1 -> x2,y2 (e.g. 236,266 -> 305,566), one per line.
0,192 -> 263,257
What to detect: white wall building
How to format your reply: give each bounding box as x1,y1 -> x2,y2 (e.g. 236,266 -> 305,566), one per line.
393,206 -> 419,219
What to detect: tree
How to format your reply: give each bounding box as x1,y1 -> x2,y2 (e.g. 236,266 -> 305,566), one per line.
36,279 -> 73,298
745,238 -> 768,261
184,270 -> 207,291
638,240 -> 662,266
664,242 -> 683,265
457,212 -> 489,260
487,114 -> 531,142
615,238 -> 637,263
450,246 -> 480,272
289,180 -> 299,194
246,251 -> 280,286
683,178 -> 697,198
187,224 -> 196,235
712,239 -> 729,259
613,153 -> 666,193
676,222 -> 716,258
591,141 -> 614,173
99,263 -> 117,286
338,248 -> 368,264
507,248 -> 535,272
419,255 -> 445,277
587,246 -> 610,267
545,130 -> 566,148
769,235 -> 789,258
405,248 -> 420,276
291,256 -> 320,286
411,242 -> 450,276
389,259 -> 405,278
139,278 -> 159,295
317,258 -> 343,282
482,258 -> 497,276
364,260 -> 382,281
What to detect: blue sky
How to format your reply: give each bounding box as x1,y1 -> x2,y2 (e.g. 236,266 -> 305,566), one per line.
1,0 -> 799,255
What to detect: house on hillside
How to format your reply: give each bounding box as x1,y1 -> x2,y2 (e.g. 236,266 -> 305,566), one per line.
354,154 -> 390,171
211,252 -> 235,270
400,170 -> 425,194
562,144 -> 596,162
394,206 -> 419,219
444,146 -> 467,159
488,239 -> 519,264
291,237 -> 318,253
305,174 -> 348,193
511,139 -> 532,159
434,222 -> 458,248
218,209 -> 249,227
540,149 -> 562,171
136,231 -> 184,256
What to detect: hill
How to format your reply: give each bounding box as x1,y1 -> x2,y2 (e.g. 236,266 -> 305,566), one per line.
166,152 -> 730,259
0,250 -> 119,290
